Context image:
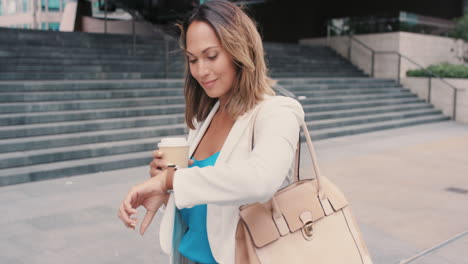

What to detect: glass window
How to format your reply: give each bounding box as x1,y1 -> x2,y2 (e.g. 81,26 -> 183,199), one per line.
41,22 -> 47,30
24,24 -> 29,29
48,0 -> 60,11
41,0 -> 45,11
23,0 -> 28,12
0,0 -> 3,16
8,0 -> 17,14
48,22 -> 60,31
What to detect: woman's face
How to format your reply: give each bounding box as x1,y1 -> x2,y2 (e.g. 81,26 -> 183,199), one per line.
186,20 -> 237,102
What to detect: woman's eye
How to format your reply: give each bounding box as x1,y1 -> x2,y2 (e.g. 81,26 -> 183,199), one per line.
208,55 -> 217,60
188,59 -> 197,64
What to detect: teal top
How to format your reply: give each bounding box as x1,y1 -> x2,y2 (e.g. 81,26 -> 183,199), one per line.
177,151 -> 220,264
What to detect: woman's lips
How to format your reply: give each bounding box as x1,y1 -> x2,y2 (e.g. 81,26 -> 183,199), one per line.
201,79 -> 217,87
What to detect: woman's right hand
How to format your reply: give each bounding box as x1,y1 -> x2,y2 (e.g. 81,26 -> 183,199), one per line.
149,150 -> 194,178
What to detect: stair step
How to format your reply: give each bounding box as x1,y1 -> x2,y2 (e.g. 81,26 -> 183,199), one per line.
302,97 -> 424,112
305,103 -> 433,120
0,72 -> 168,80
0,88 -> 184,102
0,113 -> 185,139
0,123 -> 187,153
1,58 -> 167,66
0,95 -> 185,114
0,104 -> 186,125
0,135 -> 182,169
0,65 -> 166,73
307,116 -> 451,141
277,78 -> 395,85
283,83 -> 401,90
308,108 -> 444,130
0,79 -> 185,92
0,150 -> 155,186
293,87 -> 408,97
298,92 -> 417,105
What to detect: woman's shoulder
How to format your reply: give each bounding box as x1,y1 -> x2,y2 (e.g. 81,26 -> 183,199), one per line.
258,95 -> 305,121
261,95 -> 304,112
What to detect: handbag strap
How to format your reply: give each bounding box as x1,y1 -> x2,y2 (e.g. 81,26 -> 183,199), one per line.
248,101 -> 325,199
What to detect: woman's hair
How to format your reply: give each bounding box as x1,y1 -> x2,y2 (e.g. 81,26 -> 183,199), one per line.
177,0 -> 276,129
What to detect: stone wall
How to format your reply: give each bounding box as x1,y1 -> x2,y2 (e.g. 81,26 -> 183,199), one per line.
401,77 -> 468,123
81,16 -> 157,36
300,32 -> 468,124
300,32 -> 467,79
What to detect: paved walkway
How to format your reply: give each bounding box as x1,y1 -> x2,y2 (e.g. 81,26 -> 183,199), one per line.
1,121 -> 467,264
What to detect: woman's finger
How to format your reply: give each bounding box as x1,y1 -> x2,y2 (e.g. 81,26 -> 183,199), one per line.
140,209 -> 157,235
153,150 -> 164,159
140,196 -> 166,235
118,203 -> 135,229
149,168 -> 162,178
123,193 -> 139,216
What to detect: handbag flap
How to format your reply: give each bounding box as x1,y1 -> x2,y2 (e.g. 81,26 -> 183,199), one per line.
238,178 -> 350,249
239,202 -> 280,248
275,180 -> 325,232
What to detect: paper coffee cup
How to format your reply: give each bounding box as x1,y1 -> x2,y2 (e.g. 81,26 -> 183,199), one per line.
158,137 -> 189,168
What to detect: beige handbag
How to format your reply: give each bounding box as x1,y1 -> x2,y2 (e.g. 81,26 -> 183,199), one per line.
235,106 -> 373,264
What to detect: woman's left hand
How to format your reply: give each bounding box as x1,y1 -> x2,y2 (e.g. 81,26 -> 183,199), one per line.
118,172 -> 169,235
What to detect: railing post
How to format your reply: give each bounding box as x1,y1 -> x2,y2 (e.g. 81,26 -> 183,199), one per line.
397,54 -> 401,84
132,18 -> 136,56
347,35 -> 352,60
453,89 -> 457,121
371,51 -> 375,77
104,0 -> 107,34
428,77 -> 432,103
164,39 -> 169,79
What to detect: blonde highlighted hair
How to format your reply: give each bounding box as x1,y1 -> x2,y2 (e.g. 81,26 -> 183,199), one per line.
177,0 -> 276,129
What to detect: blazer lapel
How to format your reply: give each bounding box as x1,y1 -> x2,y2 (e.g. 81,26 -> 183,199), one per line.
188,97 -> 268,162
216,104 -> 259,163
188,101 -> 220,158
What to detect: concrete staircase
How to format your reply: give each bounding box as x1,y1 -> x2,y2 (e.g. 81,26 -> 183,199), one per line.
0,28 -> 363,80
0,29 -> 449,186
278,78 -> 450,140
0,28 -> 176,80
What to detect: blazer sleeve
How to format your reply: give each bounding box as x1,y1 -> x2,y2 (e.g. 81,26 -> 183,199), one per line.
173,97 -> 305,208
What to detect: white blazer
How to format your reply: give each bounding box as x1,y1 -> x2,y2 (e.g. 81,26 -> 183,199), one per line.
159,95 -> 305,264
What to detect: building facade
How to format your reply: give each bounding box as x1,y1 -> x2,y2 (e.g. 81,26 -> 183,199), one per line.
0,0 -> 71,30
0,0 -> 130,31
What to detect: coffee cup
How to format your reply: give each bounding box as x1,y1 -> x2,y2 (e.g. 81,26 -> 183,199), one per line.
157,137 -> 189,168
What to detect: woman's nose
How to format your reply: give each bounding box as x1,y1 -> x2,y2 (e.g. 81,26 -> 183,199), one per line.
195,61 -> 210,79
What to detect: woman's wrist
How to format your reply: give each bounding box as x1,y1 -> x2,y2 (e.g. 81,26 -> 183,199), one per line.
165,166 -> 176,191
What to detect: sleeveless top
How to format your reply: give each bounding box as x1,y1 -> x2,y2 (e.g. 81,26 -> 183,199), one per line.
177,151 -> 220,264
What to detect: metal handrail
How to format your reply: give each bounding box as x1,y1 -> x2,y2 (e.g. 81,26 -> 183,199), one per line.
327,23 -> 376,76
326,22 -> 463,120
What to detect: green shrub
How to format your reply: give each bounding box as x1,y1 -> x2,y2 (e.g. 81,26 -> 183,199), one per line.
450,14 -> 468,41
407,63 -> 468,78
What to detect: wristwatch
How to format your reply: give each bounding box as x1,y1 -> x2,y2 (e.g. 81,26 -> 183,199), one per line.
165,165 -> 178,193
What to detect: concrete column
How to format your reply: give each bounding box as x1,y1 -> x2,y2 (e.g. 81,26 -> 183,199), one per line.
32,0 -> 38,29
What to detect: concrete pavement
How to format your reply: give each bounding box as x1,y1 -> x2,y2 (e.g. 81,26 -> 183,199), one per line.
1,121 -> 467,264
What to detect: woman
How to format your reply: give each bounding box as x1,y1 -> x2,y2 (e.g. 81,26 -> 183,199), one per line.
118,1 -> 305,263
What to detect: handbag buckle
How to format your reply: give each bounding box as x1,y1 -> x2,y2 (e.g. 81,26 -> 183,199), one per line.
300,211 -> 314,241
303,221 -> 314,237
